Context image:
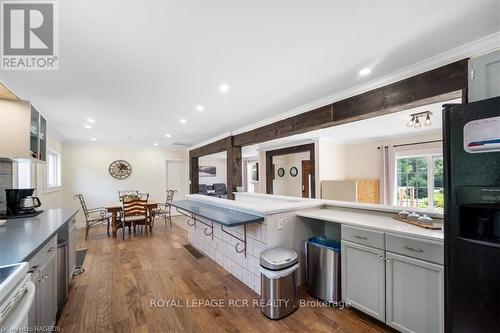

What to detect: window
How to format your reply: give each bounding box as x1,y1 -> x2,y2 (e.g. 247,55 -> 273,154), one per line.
395,153 -> 443,210
47,150 -> 61,188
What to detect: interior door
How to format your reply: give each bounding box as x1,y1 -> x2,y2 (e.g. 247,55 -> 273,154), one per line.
301,160 -> 311,198
166,160 -> 188,216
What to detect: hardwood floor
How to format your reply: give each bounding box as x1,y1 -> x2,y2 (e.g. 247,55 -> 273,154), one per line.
58,217 -> 395,333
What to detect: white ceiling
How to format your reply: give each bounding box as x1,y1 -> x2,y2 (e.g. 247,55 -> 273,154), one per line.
1,1 -> 499,148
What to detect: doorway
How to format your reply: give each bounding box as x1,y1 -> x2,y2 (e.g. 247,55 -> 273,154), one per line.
302,160 -> 311,198
265,143 -> 316,198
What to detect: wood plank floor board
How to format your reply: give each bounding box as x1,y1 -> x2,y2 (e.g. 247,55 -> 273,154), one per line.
59,217 -> 396,333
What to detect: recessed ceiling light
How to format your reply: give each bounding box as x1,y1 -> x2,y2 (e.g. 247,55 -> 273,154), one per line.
180,119 -> 187,124
219,84 -> 229,93
196,105 -> 205,112
359,68 -> 372,76
84,124 -> 92,129
87,118 -> 96,123
153,143 -> 159,146
165,134 -> 172,138
90,137 -> 96,141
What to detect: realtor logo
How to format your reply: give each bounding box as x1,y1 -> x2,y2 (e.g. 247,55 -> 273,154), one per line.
1,1 -> 59,70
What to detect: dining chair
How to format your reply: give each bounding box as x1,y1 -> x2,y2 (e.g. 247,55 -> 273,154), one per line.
73,194 -> 111,240
155,190 -> 177,228
118,190 -> 139,202
120,193 -> 150,239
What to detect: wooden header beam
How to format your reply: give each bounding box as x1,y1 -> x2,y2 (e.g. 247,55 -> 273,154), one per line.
232,59 -> 468,147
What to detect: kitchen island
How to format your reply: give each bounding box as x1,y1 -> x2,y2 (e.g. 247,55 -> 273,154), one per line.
176,194 -> 323,295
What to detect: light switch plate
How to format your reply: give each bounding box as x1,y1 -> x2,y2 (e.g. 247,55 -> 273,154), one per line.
277,216 -> 284,230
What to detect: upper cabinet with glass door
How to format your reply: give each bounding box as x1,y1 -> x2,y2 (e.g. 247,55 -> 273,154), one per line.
0,98 -> 47,162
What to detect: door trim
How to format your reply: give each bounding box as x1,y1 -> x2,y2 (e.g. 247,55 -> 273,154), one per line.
265,143 -> 316,198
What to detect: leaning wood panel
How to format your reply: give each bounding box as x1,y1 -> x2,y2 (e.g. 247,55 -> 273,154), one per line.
356,180 -> 380,204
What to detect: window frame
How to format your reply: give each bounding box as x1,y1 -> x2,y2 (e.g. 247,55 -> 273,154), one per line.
393,145 -> 443,210
46,149 -> 61,191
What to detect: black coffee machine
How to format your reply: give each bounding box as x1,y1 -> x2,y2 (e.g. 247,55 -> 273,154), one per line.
4,188 -> 42,218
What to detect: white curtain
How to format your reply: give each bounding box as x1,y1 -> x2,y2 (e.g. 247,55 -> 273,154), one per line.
379,145 -> 395,205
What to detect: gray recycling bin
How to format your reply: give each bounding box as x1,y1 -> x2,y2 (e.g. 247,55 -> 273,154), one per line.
260,247 -> 299,319
306,237 -> 341,303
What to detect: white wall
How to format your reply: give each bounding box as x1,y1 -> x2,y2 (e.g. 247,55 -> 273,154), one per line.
272,151 -> 310,197
315,138 -> 347,198
62,143 -> 187,227
198,157 -> 227,185
344,131 -> 442,180
35,133 -> 65,210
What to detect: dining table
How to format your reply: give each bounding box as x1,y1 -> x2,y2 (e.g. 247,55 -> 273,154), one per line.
106,201 -> 159,237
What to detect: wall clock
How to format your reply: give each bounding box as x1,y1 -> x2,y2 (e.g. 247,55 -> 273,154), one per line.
290,167 -> 298,177
109,160 -> 132,179
277,167 -> 285,178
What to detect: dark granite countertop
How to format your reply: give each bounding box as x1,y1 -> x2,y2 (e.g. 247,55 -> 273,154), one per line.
0,208 -> 78,266
170,200 -> 264,227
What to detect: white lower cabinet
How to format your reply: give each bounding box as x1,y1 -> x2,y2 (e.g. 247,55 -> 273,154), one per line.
28,236 -> 58,328
37,250 -> 57,327
341,227 -> 444,333
385,252 -> 444,333
341,240 -> 386,322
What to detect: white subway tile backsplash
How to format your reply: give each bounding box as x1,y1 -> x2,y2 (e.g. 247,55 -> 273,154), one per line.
253,240 -> 266,257
246,238 -> 254,256
187,217 -> 267,296
223,255 -> 232,272
254,275 -> 261,295
231,261 -> 242,280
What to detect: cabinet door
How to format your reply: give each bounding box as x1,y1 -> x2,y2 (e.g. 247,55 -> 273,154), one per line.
38,251 -> 57,327
341,240 -> 385,322
29,106 -> 39,159
469,50 -> 500,102
386,252 -> 444,333
38,115 -> 47,161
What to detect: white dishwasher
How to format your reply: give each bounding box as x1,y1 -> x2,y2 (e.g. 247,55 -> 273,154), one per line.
0,263 -> 36,330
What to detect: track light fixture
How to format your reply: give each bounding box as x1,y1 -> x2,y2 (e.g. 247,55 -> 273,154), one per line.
406,111 -> 432,129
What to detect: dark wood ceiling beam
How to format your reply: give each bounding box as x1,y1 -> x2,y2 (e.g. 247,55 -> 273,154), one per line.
231,59 -> 468,147
190,136 -> 232,158
233,105 -> 334,147
333,58 -> 468,122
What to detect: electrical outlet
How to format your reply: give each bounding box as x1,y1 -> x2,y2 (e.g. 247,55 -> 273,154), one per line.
277,216 -> 284,230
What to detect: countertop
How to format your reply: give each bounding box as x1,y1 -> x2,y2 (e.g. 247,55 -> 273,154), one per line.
297,207 -> 444,241
234,192 -> 444,218
170,200 -> 264,226
0,208 -> 78,266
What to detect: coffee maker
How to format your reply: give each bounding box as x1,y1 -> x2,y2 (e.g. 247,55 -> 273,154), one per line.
4,189 -> 42,218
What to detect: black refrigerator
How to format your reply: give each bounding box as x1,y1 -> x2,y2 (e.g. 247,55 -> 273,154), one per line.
443,96 -> 500,332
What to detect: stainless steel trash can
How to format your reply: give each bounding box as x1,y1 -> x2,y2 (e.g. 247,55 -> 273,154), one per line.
260,247 -> 299,319
306,237 -> 341,303
57,239 -> 69,315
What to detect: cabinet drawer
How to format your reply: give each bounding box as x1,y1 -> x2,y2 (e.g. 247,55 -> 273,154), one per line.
386,233 -> 443,265
342,225 -> 385,250
28,235 -> 57,271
